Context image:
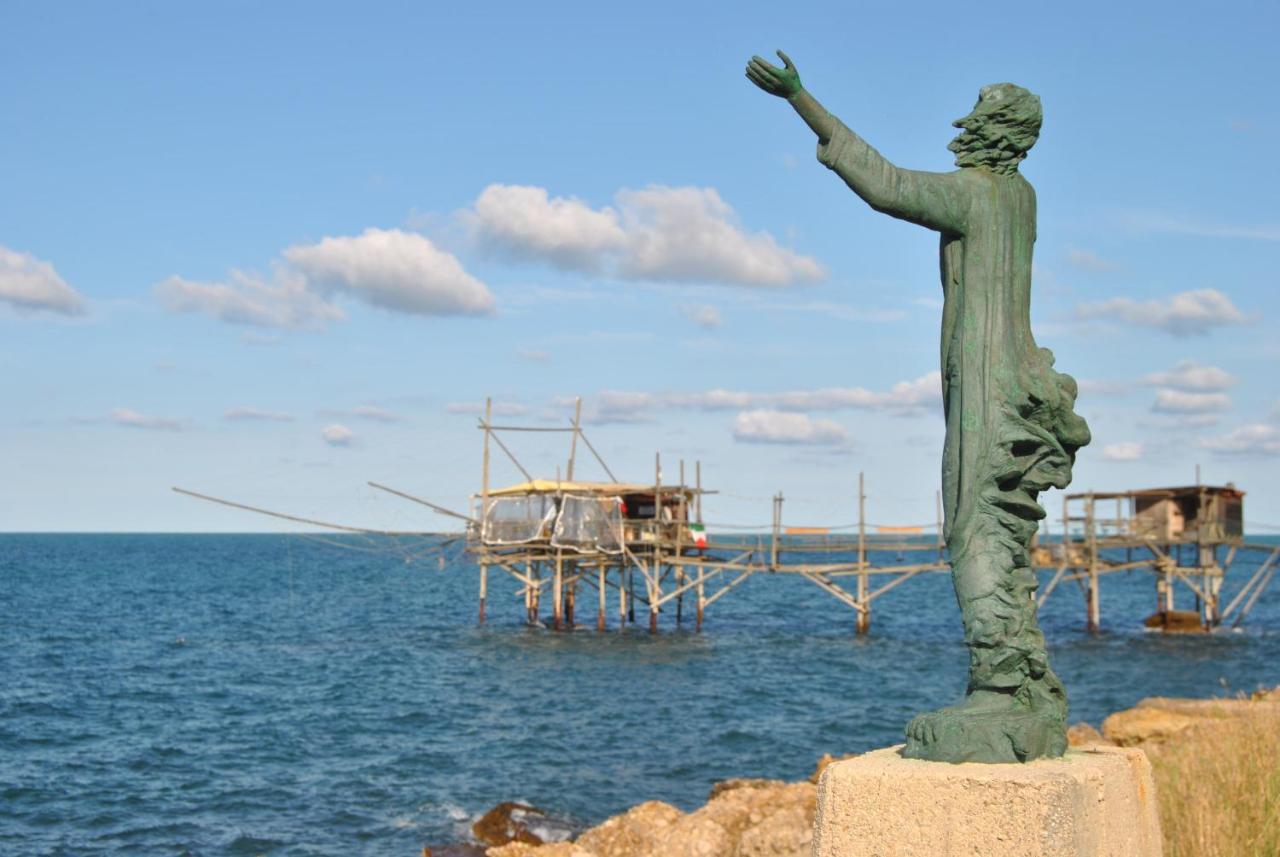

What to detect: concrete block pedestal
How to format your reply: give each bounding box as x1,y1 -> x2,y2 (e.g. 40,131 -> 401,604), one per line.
813,744 -> 1162,857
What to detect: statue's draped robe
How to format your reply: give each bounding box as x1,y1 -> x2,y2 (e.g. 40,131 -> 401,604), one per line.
818,120 -> 1090,726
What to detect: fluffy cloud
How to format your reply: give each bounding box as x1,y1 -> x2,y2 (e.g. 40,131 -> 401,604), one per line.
470,184 -> 626,270
568,372 -> 941,425
1199,424 -> 1280,456
156,268 -> 346,328
109,408 -> 184,431
1074,288 -> 1246,337
0,246 -> 87,316
350,405 -> 402,423
322,424 -> 354,447
1143,360 -> 1235,392
225,407 -> 294,422
1150,390 -> 1231,415
158,229 -> 493,328
732,410 -> 848,445
1065,248 -> 1118,273
680,304 -> 723,329
469,183 -> 823,287
1101,442 -> 1144,461
284,228 -> 494,317
446,401 -> 528,417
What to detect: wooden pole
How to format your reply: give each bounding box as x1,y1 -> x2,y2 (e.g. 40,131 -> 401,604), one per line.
676,460 -> 686,626
651,452 -> 661,633
567,398 -> 582,482
598,566 -> 607,631
553,550 -> 564,631
1086,494 -> 1100,632
480,398 -> 492,625
857,471 -> 870,635
695,460 -> 703,523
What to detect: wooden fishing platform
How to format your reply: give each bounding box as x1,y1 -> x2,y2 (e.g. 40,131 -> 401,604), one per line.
464,401 -> 1278,635
174,398 -> 1279,635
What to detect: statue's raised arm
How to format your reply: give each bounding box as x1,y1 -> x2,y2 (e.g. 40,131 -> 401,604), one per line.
745,50 -> 969,236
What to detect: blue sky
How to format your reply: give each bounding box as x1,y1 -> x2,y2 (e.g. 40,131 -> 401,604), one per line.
3,0 -> 1278,532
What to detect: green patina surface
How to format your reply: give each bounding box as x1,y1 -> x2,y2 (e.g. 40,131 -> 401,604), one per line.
747,52 -> 1091,763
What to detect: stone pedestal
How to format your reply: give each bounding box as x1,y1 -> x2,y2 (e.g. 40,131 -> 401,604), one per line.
813,745 -> 1162,857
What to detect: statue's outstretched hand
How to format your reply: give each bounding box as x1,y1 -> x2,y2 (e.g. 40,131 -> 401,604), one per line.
746,50 -> 802,98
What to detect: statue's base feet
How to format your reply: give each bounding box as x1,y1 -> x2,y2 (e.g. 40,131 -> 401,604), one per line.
904,694 -> 1067,764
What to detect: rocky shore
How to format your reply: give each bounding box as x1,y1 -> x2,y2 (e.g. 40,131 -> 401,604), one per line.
426,687 -> 1280,857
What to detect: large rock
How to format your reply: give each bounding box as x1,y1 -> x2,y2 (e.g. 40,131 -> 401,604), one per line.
1100,691 -> 1280,750
653,780 -> 816,857
574,800 -> 684,857
487,844 -> 595,857
473,802 -> 548,847
1065,721 -> 1109,747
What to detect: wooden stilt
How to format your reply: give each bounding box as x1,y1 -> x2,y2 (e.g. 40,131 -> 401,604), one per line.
597,566 -> 607,631
553,552 -> 564,631
856,471 -> 869,635
478,565 -> 487,625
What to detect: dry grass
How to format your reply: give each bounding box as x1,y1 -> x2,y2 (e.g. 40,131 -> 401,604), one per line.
1149,705 -> 1280,857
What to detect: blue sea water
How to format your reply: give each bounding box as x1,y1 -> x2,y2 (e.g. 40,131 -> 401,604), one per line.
2,533 -> 1278,856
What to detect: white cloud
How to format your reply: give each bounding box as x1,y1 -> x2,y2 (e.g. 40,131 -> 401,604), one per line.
158,229 -> 493,328
1074,288 -> 1246,337
1065,248 -> 1118,273
617,186 -> 824,286
516,347 -> 550,363
110,408 -> 184,432
680,304 -> 723,329
1199,424 -> 1280,456
468,183 -> 823,287
156,268 -> 345,329
1101,442 -> 1144,461
225,407 -> 294,422
446,401 -> 528,417
1120,212 -> 1280,242
470,184 -> 626,270
322,424 -> 354,447
1143,360 -> 1235,392
1151,389 -> 1231,414
568,372 -> 942,424
0,246 -> 87,316
285,228 -> 494,317
350,404 -> 402,423
732,410 -> 848,445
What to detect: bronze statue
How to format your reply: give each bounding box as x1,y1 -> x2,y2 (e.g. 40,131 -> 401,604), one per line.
747,51 -> 1091,763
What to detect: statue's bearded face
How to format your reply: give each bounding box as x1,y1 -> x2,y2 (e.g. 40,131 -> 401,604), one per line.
948,83 -> 1043,175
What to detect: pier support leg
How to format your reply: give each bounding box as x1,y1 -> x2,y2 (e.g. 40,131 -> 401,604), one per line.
676,567 -> 685,626
1086,568 -> 1100,633
553,554 -> 564,631
619,567 -> 628,631
566,580 -> 576,628
531,564 -> 542,627
696,576 -> 705,633
628,569 -> 635,623
856,570 -> 870,635
597,567 -> 606,632
478,565 -> 487,626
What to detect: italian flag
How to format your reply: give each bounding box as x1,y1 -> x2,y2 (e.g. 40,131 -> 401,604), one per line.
688,523 -> 708,549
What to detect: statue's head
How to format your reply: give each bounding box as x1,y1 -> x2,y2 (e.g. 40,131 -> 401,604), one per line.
948,83 -> 1042,175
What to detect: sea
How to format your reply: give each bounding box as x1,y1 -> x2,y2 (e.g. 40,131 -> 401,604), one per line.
3,533 -> 1279,856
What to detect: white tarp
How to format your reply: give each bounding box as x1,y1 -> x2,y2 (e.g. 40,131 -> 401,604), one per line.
482,495 -> 557,545
552,494 -> 624,554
